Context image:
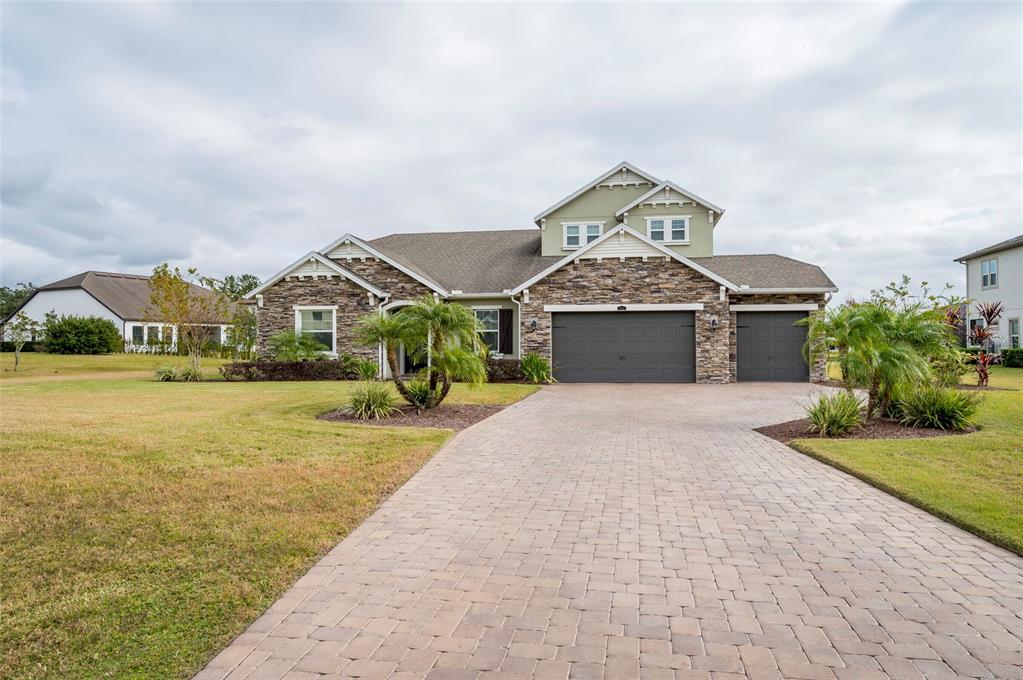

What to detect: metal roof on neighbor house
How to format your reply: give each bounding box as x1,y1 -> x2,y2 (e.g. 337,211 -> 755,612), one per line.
955,234 -> 1023,263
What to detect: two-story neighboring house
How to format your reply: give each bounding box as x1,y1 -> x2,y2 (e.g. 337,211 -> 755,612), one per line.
247,162 -> 837,383
956,234 -> 1023,351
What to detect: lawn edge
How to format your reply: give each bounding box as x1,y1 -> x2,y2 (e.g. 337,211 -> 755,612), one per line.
788,439 -> 1023,557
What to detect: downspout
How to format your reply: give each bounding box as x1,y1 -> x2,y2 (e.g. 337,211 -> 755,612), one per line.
376,294 -> 390,379
511,294 -> 523,359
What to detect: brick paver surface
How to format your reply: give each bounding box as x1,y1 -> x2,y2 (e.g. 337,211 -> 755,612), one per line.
197,384 -> 1023,680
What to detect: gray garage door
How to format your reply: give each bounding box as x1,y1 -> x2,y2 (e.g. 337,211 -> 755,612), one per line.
551,311 -> 695,383
736,311 -> 809,382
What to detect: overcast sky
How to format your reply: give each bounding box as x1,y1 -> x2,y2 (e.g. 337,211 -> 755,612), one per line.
2,2 -> 1020,300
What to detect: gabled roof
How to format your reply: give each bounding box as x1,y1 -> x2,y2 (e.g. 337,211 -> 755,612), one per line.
533,161 -> 660,226
511,225 -> 740,294
320,234 -> 449,296
615,180 -> 725,216
955,233 -> 1023,263
245,251 -> 387,299
690,254 -> 837,291
5,271 -> 233,323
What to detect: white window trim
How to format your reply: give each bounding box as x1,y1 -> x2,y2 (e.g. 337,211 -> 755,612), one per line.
561,221 -> 605,250
730,303 -> 820,312
981,257 -> 999,289
644,215 -> 691,244
294,305 -> 338,355
1009,318 -> 1020,349
472,306 -> 503,357
543,303 -> 705,312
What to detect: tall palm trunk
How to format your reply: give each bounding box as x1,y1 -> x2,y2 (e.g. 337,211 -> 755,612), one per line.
385,344 -> 414,403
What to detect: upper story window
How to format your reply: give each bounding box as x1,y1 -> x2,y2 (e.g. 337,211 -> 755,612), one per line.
563,223 -> 603,249
981,258 -> 998,288
295,306 -> 336,353
645,216 -> 690,243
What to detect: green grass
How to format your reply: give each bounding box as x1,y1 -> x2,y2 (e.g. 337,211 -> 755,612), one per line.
0,356 -> 538,679
1,351 -> 231,381
794,366 -> 1023,554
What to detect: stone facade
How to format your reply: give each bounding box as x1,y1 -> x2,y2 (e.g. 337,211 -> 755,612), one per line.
256,276 -> 380,360
331,258 -> 436,302
520,257 -> 732,383
727,292 -> 829,382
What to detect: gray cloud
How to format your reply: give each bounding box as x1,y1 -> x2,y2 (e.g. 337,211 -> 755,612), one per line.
1,2 -> 1019,300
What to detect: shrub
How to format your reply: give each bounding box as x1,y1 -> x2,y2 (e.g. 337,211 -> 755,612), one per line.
266,331 -> 326,361
220,359 -> 360,381
1002,348 -> 1023,369
404,379 -> 436,409
354,358 -> 379,381
520,352 -> 555,384
179,365 -> 204,382
42,315 -> 121,354
805,391 -> 863,437
154,366 -> 179,382
486,357 -> 523,382
898,385 -> 980,431
345,382 -> 397,420
931,349 -> 971,387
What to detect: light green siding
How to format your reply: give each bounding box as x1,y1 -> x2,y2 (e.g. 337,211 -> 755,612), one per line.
622,204 -> 715,258
457,297 -> 520,358
539,185 -> 650,256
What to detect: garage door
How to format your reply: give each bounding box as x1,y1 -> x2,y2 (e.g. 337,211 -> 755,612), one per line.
551,311 -> 695,383
736,311 -> 809,382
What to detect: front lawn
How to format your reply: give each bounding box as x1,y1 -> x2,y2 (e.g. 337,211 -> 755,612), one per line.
0,351 -> 231,381
0,362 -> 537,679
793,366 -> 1023,554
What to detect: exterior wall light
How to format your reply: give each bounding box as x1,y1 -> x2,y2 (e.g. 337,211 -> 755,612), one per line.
708,315 -> 719,331
529,319 -> 538,330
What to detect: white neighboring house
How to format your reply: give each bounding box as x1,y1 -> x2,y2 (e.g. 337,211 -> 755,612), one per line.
2,270 -> 233,348
956,234 -> 1022,351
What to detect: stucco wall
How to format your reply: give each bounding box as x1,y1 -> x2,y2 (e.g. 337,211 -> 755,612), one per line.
519,257 -> 731,383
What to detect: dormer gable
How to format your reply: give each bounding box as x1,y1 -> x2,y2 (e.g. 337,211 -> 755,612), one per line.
533,161 -> 660,228
616,181 -> 725,224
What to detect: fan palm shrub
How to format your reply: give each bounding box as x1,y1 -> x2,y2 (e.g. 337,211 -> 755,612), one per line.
267,331 -> 325,361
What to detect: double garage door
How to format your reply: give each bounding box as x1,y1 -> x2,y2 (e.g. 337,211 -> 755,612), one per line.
551,310 -> 808,383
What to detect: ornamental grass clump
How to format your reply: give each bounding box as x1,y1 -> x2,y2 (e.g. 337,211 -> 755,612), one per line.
805,391 -> 863,437
345,382 -> 397,420
154,365 -> 179,382
520,352 -> 556,384
897,385 -> 980,431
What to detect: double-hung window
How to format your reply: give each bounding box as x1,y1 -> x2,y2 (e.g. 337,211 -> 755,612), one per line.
563,223 -> 602,249
475,309 -> 500,354
646,216 -> 689,243
295,307 -> 335,353
1010,318 -> 1021,349
981,258 -> 998,288
131,325 -> 145,345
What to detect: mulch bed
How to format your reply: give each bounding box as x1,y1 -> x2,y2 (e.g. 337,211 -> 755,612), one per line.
756,417 -> 970,444
320,403 -> 505,430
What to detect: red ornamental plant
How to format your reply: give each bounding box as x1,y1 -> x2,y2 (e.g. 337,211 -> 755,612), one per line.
969,301 -> 1005,387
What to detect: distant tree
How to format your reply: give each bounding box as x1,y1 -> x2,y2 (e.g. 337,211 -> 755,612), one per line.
198,274 -> 261,301
0,283 -> 36,320
42,314 -> 121,354
3,312 -> 39,371
148,264 -> 230,377
226,307 -> 258,359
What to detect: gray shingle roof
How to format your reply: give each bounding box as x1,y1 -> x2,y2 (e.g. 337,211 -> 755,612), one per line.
34,271 -> 232,322
367,230 -> 836,293
955,234 -> 1023,262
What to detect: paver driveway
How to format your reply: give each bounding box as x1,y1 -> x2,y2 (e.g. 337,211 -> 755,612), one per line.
198,384 -> 1023,680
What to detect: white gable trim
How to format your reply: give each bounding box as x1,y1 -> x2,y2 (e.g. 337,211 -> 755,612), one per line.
533,161 -> 660,226
244,251 -> 387,299
511,224 -> 739,294
615,181 -> 725,217
320,234 -> 449,296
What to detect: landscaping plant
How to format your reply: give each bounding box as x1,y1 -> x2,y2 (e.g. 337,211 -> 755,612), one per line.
154,365 -> 179,382
354,357 -> 379,382
178,365 -> 204,382
1,312 -> 38,371
148,264 -> 231,375
897,385 -> 981,431
345,382 -> 398,420
42,314 -> 121,354
266,330 -> 325,361
931,348 -> 971,387
355,296 -> 487,410
520,352 -> 556,384
969,301 -> 1005,387
805,391 -> 863,437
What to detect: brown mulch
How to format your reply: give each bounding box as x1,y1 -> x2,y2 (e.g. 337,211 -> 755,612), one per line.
320,403 -> 505,430
756,417 -> 971,444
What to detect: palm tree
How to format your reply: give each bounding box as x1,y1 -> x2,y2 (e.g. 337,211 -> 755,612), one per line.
355,296 -> 487,409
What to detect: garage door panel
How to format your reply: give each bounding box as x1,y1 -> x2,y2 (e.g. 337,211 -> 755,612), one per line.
552,311 -> 695,383
736,311 -> 809,382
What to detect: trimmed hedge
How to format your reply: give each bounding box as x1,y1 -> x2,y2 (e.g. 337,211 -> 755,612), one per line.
0,341 -> 41,352
1002,348 -> 1023,368
44,316 -> 121,354
486,357 -> 523,382
220,357 -> 362,381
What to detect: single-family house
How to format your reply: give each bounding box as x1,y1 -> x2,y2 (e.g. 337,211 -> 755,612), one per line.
956,234 -> 1023,350
247,162 -> 838,383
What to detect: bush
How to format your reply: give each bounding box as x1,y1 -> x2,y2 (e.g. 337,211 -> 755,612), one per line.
520,352 -> 555,384
220,359 -> 361,381
0,341 -> 40,352
154,366 -> 179,382
345,382 -> 397,420
931,349 -> 970,387
354,358 -> 379,381
43,315 -> 121,354
486,357 -> 523,382
1002,348 -> 1023,368
898,385 -> 980,431
404,379 -> 436,409
806,391 -> 863,437
179,366 -> 204,382
266,331 -> 326,361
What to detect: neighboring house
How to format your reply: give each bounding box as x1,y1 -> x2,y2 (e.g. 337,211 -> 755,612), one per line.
247,162 -> 838,383
2,271 -> 233,347
956,234 -> 1023,351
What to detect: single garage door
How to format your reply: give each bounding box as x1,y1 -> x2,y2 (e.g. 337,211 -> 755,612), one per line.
736,311 -> 809,382
551,311 -> 695,383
